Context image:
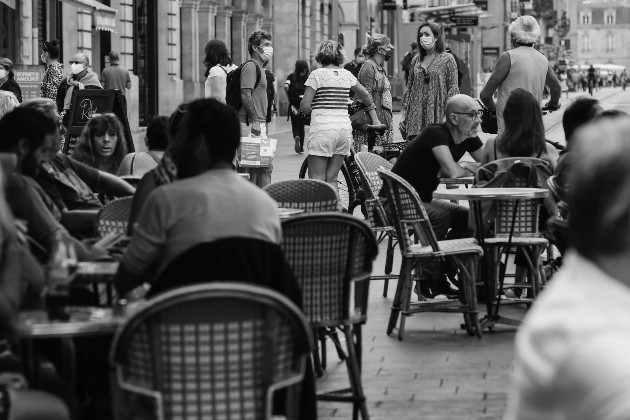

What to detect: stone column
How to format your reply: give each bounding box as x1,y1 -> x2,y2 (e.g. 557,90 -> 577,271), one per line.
180,0 -> 202,101
199,2 -> 219,80
215,7 -> 233,51
231,10 -> 249,64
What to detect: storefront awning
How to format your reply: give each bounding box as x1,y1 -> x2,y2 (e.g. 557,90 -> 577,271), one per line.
0,0 -> 16,9
61,0 -> 118,32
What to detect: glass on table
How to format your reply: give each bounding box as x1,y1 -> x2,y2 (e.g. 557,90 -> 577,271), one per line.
45,233 -> 78,321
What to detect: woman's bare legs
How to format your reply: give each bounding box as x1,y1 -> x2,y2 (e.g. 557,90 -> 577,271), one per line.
307,154 -> 345,197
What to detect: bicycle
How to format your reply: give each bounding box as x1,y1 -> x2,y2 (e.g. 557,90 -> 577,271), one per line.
298,141 -> 409,213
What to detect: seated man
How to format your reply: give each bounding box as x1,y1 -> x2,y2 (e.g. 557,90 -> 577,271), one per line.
20,98 -> 135,235
114,98 -> 282,296
392,94 -> 483,241
504,115 -> 630,420
0,108 -> 106,262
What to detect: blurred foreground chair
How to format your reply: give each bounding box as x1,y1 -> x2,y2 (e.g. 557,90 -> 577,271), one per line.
378,168 -> 483,340
264,179 -> 338,212
111,283 -> 312,420
95,196 -> 132,238
281,212 -> 378,420
354,151 -> 398,297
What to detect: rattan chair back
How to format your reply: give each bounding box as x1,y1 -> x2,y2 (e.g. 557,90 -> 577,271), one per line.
281,212 -> 378,326
355,152 -> 392,227
95,196 -> 132,237
111,282 -> 312,420
263,179 -> 338,212
377,168 -> 440,253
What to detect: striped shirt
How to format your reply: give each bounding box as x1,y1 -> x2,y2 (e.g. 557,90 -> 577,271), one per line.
305,67 -> 357,126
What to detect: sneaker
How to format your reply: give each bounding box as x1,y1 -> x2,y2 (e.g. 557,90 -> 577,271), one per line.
294,136 -> 301,153
432,276 -> 459,300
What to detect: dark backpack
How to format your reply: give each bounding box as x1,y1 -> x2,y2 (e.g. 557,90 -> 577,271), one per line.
225,60 -> 262,112
287,73 -> 307,106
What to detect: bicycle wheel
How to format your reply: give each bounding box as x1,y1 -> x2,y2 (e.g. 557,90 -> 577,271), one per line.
298,157 -> 356,211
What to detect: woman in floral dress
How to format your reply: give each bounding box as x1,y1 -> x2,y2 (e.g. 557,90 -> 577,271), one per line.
400,22 -> 459,140
40,39 -> 64,101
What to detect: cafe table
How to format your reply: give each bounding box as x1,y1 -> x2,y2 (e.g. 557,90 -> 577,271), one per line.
433,187 -> 549,331
72,261 -> 119,306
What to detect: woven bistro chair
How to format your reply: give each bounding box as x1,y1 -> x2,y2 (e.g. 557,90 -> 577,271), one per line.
110,282 -> 312,420
94,196 -> 133,238
354,151 -> 398,297
378,168 -> 483,340
263,179 -> 338,212
281,212 -> 378,420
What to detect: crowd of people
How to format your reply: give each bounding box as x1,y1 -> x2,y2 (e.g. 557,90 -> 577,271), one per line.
2,11 -> 630,420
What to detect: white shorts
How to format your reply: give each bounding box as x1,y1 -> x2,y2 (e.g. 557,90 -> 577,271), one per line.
306,125 -> 353,157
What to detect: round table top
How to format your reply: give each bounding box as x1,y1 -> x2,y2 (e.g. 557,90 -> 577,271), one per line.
16,307 -> 123,338
278,208 -> 305,218
433,187 -> 549,201
439,176 -> 474,185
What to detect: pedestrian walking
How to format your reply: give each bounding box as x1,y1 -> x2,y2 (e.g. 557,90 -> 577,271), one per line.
284,59 -> 309,153
0,58 -> 22,103
353,33 -> 394,150
203,39 -> 237,103
40,39 -> 64,101
238,29 -> 273,187
400,42 -> 418,86
300,40 -> 384,200
343,47 -> 365,79
399,22 -> 459,140
480,15 -> 561,134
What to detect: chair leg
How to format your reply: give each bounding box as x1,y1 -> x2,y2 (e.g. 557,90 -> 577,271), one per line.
397,261 -> 415,341
328,328 -> 347,361
319,328 -> 328,370
387,258 -> 408,335
343,326 -> 369,420
312,328 -> 323,377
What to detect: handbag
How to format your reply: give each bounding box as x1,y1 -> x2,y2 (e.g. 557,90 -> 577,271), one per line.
478,101 -> 497,134
350,96 -> 392,131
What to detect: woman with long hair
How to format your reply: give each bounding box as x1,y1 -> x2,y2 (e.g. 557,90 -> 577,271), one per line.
400,21 -> 459,140
40,39 -> 64,101
353,33 -> 394,151
71,113 -> 128,174
481,88 -> 559,169
284,59 -> 309,153
203,39 -> 237,103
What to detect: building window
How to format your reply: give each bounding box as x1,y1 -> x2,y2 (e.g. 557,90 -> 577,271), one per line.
580,11 -> 591,25
581,34 -> 591,53
606,33 -> 615,52
604,10 -> 616,25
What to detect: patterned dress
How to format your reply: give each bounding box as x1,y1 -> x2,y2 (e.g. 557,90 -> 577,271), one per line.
40,62 -> 64,101
353,58 -> 394,147
401,52 -> 459,139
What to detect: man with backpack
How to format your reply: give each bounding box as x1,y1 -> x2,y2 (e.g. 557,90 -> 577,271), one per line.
234,30 -> 273,187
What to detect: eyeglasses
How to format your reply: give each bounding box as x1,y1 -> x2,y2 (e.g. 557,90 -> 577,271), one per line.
68,61 -> 86,65
453,110 -> 483,119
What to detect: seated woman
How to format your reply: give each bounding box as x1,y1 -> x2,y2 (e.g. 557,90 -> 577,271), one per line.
71,113 -> 127,174
117,116 -> 170,179
481,88 -> 559,170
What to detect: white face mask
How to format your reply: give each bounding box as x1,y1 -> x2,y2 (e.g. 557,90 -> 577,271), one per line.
259,46 -> 273,61
70,63 -> 84,75
420,35 -> 435,51
0,69 -> 6,79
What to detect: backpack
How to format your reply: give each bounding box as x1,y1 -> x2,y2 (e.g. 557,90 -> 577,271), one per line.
287,73 -> 307,106
225,60 -> 262,112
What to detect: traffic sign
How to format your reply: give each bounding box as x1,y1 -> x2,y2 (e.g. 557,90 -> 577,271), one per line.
450,15 -> 479,26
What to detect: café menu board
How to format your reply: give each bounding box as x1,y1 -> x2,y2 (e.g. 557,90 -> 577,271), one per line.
63,89 -> 134,155
14,71 -> 42,102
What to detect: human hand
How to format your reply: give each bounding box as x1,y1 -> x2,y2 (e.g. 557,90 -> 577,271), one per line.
399,120 -> 407,139
251,120 -> 261,137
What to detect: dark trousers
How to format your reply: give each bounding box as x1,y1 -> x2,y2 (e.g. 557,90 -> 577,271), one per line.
289,109 -> 306,147
423,199 -> 470,241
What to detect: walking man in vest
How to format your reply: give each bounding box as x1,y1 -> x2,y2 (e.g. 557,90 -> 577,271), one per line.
480,16 -> 561,134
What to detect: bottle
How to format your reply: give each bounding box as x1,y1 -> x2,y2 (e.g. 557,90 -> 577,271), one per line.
45,232 -> 73,321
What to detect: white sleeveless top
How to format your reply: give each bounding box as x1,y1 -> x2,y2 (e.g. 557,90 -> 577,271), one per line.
496,46 -> 548,133
205,63 -> 238,103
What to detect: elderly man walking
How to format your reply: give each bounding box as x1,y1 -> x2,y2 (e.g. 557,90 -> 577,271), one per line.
480,15 -> 561,134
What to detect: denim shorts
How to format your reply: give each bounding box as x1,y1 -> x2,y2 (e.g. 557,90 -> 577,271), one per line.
306,125 -> 353,157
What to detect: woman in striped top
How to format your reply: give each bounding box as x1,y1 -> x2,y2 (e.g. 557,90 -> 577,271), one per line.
300,40 -> 382,199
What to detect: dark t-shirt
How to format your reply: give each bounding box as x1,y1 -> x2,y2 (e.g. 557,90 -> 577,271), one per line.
392,124 -> 482,202
36,154 -> 102,211
344,62 -> 362,98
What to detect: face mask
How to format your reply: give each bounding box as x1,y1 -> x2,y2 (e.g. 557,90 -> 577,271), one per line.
420,36 -> 435,50
0,69 -> 6,79
259,46 -> 273,61
355,57 -> 365,64
41,52 -> 47,63
380,48 -> 393,61
70,64 -> 84,75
